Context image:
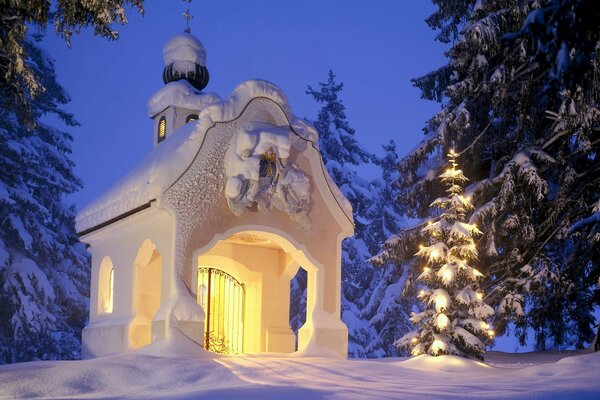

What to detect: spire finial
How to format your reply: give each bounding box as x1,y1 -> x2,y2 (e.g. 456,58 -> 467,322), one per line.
183,0 -> 193,33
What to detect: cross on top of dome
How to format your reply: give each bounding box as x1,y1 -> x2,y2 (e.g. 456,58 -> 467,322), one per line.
182,9 -> 193,33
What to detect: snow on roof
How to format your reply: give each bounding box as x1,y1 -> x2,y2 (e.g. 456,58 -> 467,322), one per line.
163,32 -> 206,66
76,80 -> 328,233
147,80 -> 220,117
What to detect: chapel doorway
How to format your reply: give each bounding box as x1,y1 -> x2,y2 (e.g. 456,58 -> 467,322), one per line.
197,267 -> 245,354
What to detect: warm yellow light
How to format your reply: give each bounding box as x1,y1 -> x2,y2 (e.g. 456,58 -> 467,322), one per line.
411,347 -> 421,356
419,289 -> 426,297
419,244 -> 424,250
431,248 -> 439,258
442,269 -> 453,282
106,268 -> 114,314
488,330 -> 495,337
431,339 -> 445,354
437,313 -> 450,329
411,337 -> 419,344
476,292 -> 483,301
435,294 -> 448,311
423,266 -> 431,273
428,220 -> 433,225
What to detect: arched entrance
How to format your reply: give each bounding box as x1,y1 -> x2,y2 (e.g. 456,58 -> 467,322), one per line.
197,267 -> 245,354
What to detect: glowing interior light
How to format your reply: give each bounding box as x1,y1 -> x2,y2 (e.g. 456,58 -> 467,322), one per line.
107,268 -> 114,314
437,313 -> 450,329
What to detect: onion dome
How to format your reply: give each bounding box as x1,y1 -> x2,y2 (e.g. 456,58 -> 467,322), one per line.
162,32 -> 210,91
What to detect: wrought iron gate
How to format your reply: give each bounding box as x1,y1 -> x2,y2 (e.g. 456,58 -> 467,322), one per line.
197,267 -> 245,354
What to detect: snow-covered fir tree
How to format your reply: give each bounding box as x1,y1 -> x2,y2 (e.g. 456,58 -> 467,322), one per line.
398,150 -> 494,360
386,0 -> 599,350
1,0 -> 144,125
0,37 -> 89,364
360,141 -> 416,357
290,70 -> 379,357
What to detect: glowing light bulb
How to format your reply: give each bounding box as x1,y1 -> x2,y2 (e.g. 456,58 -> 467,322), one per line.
419,290 -> 426,297
419,244 -> 424,250
442,269 -> 453,282
431,339 -> 444,354
476,292 -> 483,301
411,337 -> 418,344
437,313 -> 449,329
428,220 -> 433,225
488,330 -> 495,337
423,267 -> 431,273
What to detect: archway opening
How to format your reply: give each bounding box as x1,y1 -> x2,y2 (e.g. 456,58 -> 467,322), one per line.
289,266 -> 307,350
130,239 -> 162,349
193,228 -> 319,355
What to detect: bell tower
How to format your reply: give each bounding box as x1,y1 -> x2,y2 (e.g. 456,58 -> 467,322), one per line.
148,7 -> 213,147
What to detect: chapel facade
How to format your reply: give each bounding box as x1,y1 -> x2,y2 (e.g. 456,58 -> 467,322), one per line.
77,28 -> 353,358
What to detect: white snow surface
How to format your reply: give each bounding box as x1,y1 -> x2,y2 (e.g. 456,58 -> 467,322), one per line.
147,81 -> 220,117
163,32 -> 206,66
76,80 -> 323,233
1,334 -> 598,400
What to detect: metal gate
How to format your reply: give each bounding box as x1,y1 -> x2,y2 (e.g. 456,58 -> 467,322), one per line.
197,267 -> 245,354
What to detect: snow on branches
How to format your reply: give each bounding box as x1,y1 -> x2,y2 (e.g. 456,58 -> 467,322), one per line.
398,151 -> 494,361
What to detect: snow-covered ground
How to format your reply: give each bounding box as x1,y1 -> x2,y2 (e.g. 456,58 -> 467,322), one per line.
1,335 -> 599,399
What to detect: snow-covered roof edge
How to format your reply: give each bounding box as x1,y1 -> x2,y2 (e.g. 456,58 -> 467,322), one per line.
76,79 -> 351,234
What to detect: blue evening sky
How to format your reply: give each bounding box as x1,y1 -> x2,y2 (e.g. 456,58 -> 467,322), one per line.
42,0 -> 447,210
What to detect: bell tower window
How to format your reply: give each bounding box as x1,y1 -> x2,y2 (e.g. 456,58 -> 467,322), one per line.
186,114 -> 199,123
158,116 -> 167,143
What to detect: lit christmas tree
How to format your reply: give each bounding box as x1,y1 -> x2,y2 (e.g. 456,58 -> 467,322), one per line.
398,149 -> 494,361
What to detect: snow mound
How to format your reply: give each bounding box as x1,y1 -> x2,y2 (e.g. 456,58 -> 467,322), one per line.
147,80 -> 220,117
401,354 -> 492,373
77,80 -> 323,233
132,330 -> 211,359
1,350 -> 599,399
163,32 -> 206,66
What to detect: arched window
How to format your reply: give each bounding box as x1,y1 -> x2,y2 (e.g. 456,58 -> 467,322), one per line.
107,267 -> 114,313
157,116 -> 167,143
98,257 -> 115,315
186,114 -> 199,123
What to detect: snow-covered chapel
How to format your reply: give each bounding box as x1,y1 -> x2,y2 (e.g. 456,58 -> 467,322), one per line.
76,29 -> 353,358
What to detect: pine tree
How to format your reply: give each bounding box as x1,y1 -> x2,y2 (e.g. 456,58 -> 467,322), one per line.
0,37 -> 89,363
1,0 -> 144,125
397,150 -> 494,360
360,141 -> 416,357
388,0 -> 599,350
292,70 -> 377,357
